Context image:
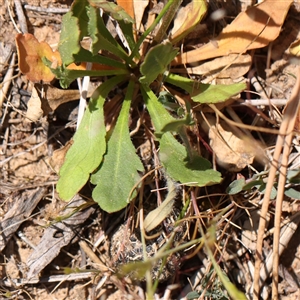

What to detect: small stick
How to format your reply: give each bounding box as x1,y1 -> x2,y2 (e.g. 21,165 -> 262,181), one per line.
24,5 -> 70,14
0,272 -> 95,287
14,0 -> 28,33
244,99 -> 287,107
0,53 -> 16,108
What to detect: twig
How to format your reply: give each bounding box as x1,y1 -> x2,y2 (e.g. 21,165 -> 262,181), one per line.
6,0 -> 21,33
14,0 -> 28,33
24,5 -> 70,14
78,240 -> 110,273
0,53 -> 16,108
244,99 -> 287,106
17,231 -> 36,249
0,272 -> 95,287
209,103 -> 280,135
251,212 -> 300,299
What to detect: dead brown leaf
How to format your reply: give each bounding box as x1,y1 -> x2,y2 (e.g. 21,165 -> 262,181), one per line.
16,33 -> 62,83
26,85 -> 43,121
26,84 -> 89,121
186,53 -> 252,79
48,140 -> 73,174
289,38 -> 300,56
201,115 -> 257,172
116,0 -> 135,19
170,0 -> 207,44
133,0 -> 149,31
209,123 -> 256,172
173,0 -> 293,65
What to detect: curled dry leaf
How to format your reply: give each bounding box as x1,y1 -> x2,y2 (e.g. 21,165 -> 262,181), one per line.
26,85 -> 43,122
186,53 -> 252,79
15,33 -> 62,83
289,38 -> 300,56
133,0 -> 149,31
209,123 -> 256,172
173,0 -> 293,65
201,115 -> 258,172
170,0 -> 207,45
116,0 -> 135,20
48,140 -> 73,174
41,84 -> 93,112
143,179 -> 177,232
16,33 -> 113,84
26,83 -> 92,122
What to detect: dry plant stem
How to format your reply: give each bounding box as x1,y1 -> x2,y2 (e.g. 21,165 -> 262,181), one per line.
0,52 -> 16,108
271,75 -> 300,299
265,213 -> 300,296
24,5 -> 70,13
0,272 -> 95,287
78,240 -> 109,272
209,104 -> 280,135
252,67 -> 300,299
244,99 -> 287,106
6,0 -> 20,33
153,0 -> 182,44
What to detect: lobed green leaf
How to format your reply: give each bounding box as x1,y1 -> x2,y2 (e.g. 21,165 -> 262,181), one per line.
226,178 -> 246,194
88,0 -> 135,24
159,133 -> 222,187
44,57 -> 128,89
141,84 -> 176,136
56,75 -> 125,201
140,42 -> 178,85
91,80 -> 144,212
58,0 -> 89,66
86,4 -> 131,63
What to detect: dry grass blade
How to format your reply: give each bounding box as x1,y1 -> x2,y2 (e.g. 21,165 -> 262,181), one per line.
0,52 -> 16,108
253,66 -> 300,299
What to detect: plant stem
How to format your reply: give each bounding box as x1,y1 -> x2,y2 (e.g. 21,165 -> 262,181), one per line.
129,0 -> 181,62
178,126 -> 195,162
153,0 -> 182,44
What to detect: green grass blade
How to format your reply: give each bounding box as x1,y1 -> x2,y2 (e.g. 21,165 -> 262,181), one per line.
129,0 -> 179,61
56,75 -> 125,201
89,0 -> 134,24
91,80 -> 144,212
205,223 -> 247,300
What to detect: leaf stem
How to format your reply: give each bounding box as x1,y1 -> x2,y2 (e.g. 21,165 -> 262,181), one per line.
129,0 -> 181,62
153,0 -> 182,44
